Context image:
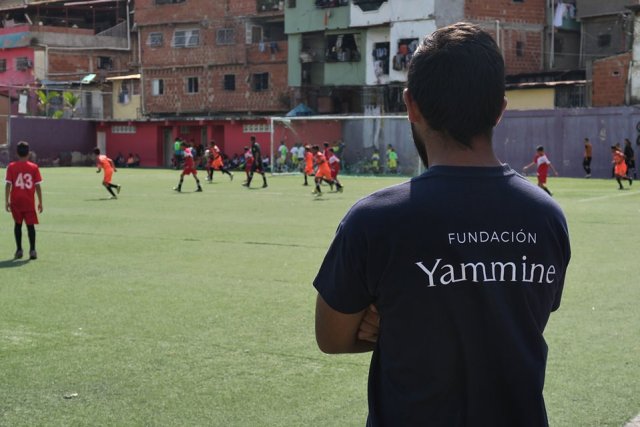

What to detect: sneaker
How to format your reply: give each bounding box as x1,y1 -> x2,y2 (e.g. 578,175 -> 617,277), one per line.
110,195 -> 117,199
242,183 -> 249,187
585,174 -> 591,178
262,183 -> 268,188
174,187 -> 181,192
230,174 -> 234,181
29,250 -> 37,260
196,186 -> 203,192
14,249 -> 23,259
116,185 -> 121,194
337,185 -> 343,193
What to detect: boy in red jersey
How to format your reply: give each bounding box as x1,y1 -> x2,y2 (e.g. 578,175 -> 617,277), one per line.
312,145 -> 342,195
523,145 -> 558,196
242,146 -> 254,184
611,145 -> 632,190
5,141 -> 43,260
94,147 -> 121,199
327,148 -> 343,191
174,142 -> 203,192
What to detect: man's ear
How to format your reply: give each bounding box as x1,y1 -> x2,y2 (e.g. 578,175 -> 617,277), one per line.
494,97 -> 508,126
403,89 -> 422,124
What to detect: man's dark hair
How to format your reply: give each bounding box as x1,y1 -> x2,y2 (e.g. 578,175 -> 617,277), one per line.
16,141 -> 30,157
93,147 -> 101,155
407,22 -> 505,147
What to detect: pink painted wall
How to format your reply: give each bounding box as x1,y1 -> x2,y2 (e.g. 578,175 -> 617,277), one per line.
0,46 -> 36,88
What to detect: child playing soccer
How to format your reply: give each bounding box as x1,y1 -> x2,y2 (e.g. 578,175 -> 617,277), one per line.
174,142 -> 203,192
611,145 -> 632,190
94,147 -> 121,199
5,141 -> 43,260
523,145 -> 558,196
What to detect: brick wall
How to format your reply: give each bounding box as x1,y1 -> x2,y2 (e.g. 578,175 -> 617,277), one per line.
47,50 -> 132,79
592,52 -> 631,107
465,0 -> 546,75
137,0 -> 289,115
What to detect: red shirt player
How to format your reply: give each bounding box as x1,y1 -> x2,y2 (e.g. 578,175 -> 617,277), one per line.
5,141 -> 43,260
243,146 -> 254,183
174,143 -> 202,192
523,145 -> 557,196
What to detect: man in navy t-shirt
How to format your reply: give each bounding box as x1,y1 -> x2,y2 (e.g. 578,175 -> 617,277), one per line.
313,23 -> 571,427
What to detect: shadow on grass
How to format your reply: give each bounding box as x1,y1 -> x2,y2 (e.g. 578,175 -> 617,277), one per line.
84,198 -> 113,202
0,259 -> 30,268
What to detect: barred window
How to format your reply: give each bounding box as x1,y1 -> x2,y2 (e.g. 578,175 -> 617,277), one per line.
173,29 -> 200,48
217,28 -> 235,45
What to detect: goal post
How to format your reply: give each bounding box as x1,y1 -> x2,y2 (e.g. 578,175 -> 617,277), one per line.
268,115 -> 424,177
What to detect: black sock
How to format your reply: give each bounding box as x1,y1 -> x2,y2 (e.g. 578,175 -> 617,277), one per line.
616,178 -> 623,188
103,183 -> 116,197
543,187 -> 552,196
14,223 -> 22,251
262,175 -> 267,185
108,183 -> 118,189
27,225 -> 36,251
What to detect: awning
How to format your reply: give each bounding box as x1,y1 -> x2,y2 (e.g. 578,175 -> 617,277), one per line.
106,74 -> 141,81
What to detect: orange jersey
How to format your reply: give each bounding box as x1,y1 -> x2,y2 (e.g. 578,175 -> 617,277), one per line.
304,151 -> 314,174
212,153 -> 224,169
97,155 -> 114,172
315,152 -> 331,176
612,150 -> 625,165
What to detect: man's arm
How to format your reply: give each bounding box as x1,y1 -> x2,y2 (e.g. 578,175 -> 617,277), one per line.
35,183 -> 43,213
4,182 -> 10,212
315,294 -> 375,354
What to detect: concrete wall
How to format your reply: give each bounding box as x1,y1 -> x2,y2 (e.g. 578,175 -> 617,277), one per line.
285,1 -> 350,34
388,19 -> 436,83
8,117 -> 95,166
365,26 -> 391,85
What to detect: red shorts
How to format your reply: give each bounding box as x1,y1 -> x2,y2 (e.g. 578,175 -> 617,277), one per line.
182,167 -> 197,176
11,208 -> 38,225
537,172 -> 547,185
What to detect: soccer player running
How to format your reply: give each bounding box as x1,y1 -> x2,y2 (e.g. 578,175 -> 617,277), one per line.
94,148 -> 121,199
243,135 -> 268,188
611,144 -> 632,190
583,137 -> 592,178
311,145 -> 342,195
5,141 -> 43,260
523,145 -> 558,196
207,144 -> 233,182
174,142 -> 202,192
303,145 -> 314,186
313,23 -> 570,426
328,148 -> 343,191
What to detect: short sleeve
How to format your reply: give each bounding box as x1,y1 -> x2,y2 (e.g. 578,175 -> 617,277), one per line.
313,219 -> 374,314
33,166 -> 42,185
5,164 -> 14,183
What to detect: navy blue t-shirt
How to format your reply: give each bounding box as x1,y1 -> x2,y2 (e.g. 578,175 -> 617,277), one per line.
314,165 -> 571,427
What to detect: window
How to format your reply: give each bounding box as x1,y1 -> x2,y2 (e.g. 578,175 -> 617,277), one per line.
152,79 -> 164,96
217,28 -> 235,45
155,0 -> 185,4
148,32 -> 163,47
353,0 -> 387,11
0,59 -> 6,72
186,77 -> 199,93
112,125 -> 137,134
597,34 -> 611,48
98,56 -> 113,70
224,74 -> 236,91
315,0 -> 349,8
258,0 -> 282,11
326,33 -> 361,62
288,0 -> 296,6
16,57 -> 32,70
252,73 -> 269,91
243,123 -> 270,133
173,29 -> 200,48
372,42 -> 390,75
392,38 -> 418,71
515,41 -> 524,57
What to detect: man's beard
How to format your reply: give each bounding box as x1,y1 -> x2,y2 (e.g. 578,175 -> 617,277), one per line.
411,123 -> 429,168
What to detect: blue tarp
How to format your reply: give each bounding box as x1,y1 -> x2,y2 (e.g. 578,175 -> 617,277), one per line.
286,103 -> 315,117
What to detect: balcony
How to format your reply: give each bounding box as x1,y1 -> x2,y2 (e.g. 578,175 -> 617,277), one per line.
257,0 -> 284,12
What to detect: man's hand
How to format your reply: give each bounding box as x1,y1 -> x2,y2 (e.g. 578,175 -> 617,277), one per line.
5,201 -> 10,212
37,203 -> 43,213
357,304 -> 380,343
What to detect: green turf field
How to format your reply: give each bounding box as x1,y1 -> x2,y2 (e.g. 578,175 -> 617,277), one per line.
1,167 -> 639,426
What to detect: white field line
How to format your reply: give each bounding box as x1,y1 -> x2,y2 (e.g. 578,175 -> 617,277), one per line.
578,190 -> 639,203
625,413 -> 640,427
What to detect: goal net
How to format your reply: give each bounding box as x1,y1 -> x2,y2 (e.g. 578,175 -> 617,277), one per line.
268,115 -> 425,177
